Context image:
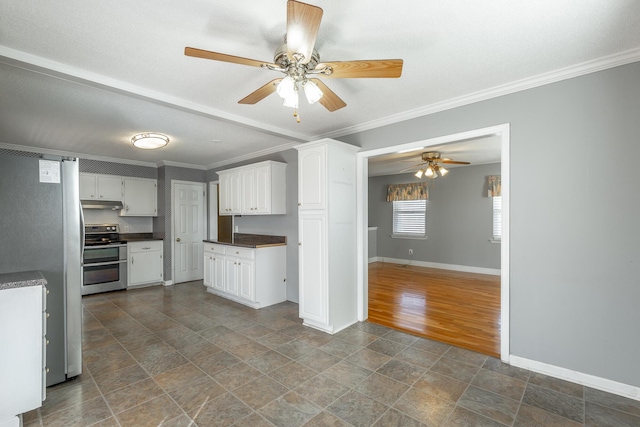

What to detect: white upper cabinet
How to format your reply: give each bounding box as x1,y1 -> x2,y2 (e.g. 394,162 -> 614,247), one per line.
121,178 -> 157,217
218,161 -> 286,216
79,173 -> 123,201
298,146 -> 326,211
219,171 -> 241,215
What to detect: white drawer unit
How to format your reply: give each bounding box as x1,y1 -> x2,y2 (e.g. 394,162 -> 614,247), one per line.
203,243 -> 286,309
127,241 -> 163,287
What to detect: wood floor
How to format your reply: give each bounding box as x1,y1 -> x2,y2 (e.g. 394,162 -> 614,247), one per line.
368,262 -> 501,357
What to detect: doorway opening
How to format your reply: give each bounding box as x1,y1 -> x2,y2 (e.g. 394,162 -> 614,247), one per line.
356,123 -> 510,362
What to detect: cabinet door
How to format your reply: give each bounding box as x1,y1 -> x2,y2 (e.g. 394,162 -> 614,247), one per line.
130,249 -> 163,285
97,176 -> 123,201
224,257 -> 238,295
237,259 -> 254,301
122,178 -> 157,216
228,172 -> 242,214
218,173 -> 230,215
203,253 -> 213,287
298,146 -> 326,210
79,174 -> 97,200
212,256 -> 225,291
241,168 -> 256,214
253,164 -> 271,214
299,214 -> 327,324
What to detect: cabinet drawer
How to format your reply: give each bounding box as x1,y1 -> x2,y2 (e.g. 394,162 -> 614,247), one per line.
128,241 -> 162,253
228,247 -> 254,259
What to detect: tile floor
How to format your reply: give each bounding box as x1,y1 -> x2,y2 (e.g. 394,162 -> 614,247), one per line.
23,281 -> 640,427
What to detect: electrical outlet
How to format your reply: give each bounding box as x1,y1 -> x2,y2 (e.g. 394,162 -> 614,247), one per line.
409,249 -> 413,255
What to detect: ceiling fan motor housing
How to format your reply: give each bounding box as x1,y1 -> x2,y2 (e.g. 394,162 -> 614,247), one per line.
274,43 -> 320,81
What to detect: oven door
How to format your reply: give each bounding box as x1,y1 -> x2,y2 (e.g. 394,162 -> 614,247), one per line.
82,245 -> 127,295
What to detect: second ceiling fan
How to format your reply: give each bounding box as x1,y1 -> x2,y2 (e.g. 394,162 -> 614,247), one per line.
184,0 -> 403,119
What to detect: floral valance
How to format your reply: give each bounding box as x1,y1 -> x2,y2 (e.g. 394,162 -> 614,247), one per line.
387,182 -> 428,202
487,175 -> 501,197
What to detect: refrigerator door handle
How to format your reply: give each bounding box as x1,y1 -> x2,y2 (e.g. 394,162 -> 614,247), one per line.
80,202 -> 85,256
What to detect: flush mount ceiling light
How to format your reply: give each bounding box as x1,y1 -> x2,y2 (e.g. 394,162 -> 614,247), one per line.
131,133 -> 170,149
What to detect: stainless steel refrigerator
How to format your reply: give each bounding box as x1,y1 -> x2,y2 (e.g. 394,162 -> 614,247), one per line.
0,151 -> 83,386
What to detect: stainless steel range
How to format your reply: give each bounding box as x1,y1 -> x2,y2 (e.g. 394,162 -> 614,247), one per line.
82,224 -> 127,295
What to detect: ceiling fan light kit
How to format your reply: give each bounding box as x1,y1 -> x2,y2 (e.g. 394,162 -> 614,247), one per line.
410,152 -> 469,179
131,132 -> 169,150
184,0 -> 403,120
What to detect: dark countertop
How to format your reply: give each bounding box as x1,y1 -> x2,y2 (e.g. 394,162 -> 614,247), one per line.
120,232 -> 164,242
204,233 -> 287,248
0,270 -> 47,291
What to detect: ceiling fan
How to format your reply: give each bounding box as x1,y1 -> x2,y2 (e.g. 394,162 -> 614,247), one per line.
404,152 -> 470,179
184,0 -> 403,120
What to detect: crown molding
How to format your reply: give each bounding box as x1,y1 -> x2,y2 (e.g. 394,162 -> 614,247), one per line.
156,160 -> 207,170
206,141 -> 300,170
318,47 -> 640,139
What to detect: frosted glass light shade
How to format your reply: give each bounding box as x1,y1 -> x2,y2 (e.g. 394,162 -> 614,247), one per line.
131,133 -> 169,149
303,80 -> 323,104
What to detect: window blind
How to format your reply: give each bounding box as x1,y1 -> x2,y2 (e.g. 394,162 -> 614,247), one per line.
393,200 -> 426,236
493,196 -> 502,239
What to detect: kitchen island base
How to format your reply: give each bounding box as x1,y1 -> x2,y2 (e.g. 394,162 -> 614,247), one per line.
203,242 -> 286,309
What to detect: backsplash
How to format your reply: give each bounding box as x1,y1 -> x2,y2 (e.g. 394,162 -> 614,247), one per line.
83,209 -> 152,233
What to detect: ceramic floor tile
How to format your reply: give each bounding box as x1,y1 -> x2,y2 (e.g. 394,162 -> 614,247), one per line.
41,396 -> 112,427
259,391 -> 321,427
471,368 -> 527,401
376,359 -> 425,385
522,383 -> 584,423
394,346 -> 441,369
585,401 -> 640,427
457,385 -> 520,426
233,375 -> 289,410
319,338 -> 362,359
442,346 -> 488,368
323,360 -> 373,388
294,374 -> 351,408
346,348 -> 392,371
102,377 -> 164,415
528,372 -> 584,399
168,376 -> 226,417
482,357 -> 531,382
152,362 -> 206,392
584,386 -> 640,417
296,348 -> 342,372
39,376 -> 102,417
115,394 -> 184,427
93,363 -> 150,394
393,387 -> 456,426
514,404 -> 583,427
372,408 -> 427,427
212,361 -> 263,390
304,411 -> 353,427
269,361 -> 318,389
366,338 -> 407,357
327,390 -> 389,427
246,349 -> 293,374
412,371 -> 468,403
410,337 -> 452,355
442,406 -> 508,427
231,411 -> 277,427
355,372 -> 410,406
429,356 -> 480,383
382,329 -> 420,346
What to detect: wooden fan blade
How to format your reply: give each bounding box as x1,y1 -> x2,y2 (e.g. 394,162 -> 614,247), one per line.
317,59 -> 403,78
309,79 -> 346,112
440,160 -> 470,165
287,0 -> 323,64
238,79 -> 282,104
185,47 -> 275,68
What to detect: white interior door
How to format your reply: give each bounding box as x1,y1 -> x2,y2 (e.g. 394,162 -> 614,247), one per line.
173,182 -> 205,284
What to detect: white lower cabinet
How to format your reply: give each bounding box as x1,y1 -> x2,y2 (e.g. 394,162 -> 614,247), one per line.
128,241 -> 163,287
203,243 -> 285,308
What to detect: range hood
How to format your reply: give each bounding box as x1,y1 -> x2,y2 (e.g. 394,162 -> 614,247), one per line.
81,200 -> 123,210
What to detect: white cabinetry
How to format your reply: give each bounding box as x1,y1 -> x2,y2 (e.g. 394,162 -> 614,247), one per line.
128,241 -> 163,287
219,171 -> 241,215
122,178 -> 157,217
203,242 -> 285,308
79,173 -> 123,201
218,161 -> 286,216
296,139 -> 359,334
0,283 -> 45,425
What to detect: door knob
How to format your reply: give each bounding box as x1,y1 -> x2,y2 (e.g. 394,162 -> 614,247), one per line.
176,238 -> 181,242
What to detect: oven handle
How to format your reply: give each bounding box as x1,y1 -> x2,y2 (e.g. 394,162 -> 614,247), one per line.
84,243 -> 128,249
83,260 -> 128,268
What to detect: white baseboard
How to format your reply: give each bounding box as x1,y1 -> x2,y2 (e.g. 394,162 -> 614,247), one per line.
376,257 -> 501,276
509,355 -> 640,401
163,280 -> 173,287
368,257 -> 379,264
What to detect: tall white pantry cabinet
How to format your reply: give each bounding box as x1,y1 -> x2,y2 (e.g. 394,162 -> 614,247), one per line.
295,139 -> 359,334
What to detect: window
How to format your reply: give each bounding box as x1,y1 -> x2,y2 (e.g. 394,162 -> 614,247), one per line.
392,200 -> 426,238
492,196 -> 502,240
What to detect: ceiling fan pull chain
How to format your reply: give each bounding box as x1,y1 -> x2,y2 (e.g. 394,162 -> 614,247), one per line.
294,110 -> 301,123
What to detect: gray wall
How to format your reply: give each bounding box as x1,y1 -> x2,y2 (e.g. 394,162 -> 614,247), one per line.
341,61 -> 640,388
369,163 -> 501,269
210,149 -> 300,302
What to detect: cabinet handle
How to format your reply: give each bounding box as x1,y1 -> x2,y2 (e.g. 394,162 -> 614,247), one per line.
298,203 -> 302,206
46,368 -> 50,373
46,289 -> 50,295
46,339 -> 49,345
46,312 -> 50,318
176,238 -> 181,242
126,205 -> 129,211
131,257 -> 134,264
298,242 -> 302,246
142,247 -> 151,250
99,195 -> 103,198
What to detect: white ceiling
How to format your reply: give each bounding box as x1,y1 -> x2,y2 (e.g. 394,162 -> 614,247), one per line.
1,0 -> 639,169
